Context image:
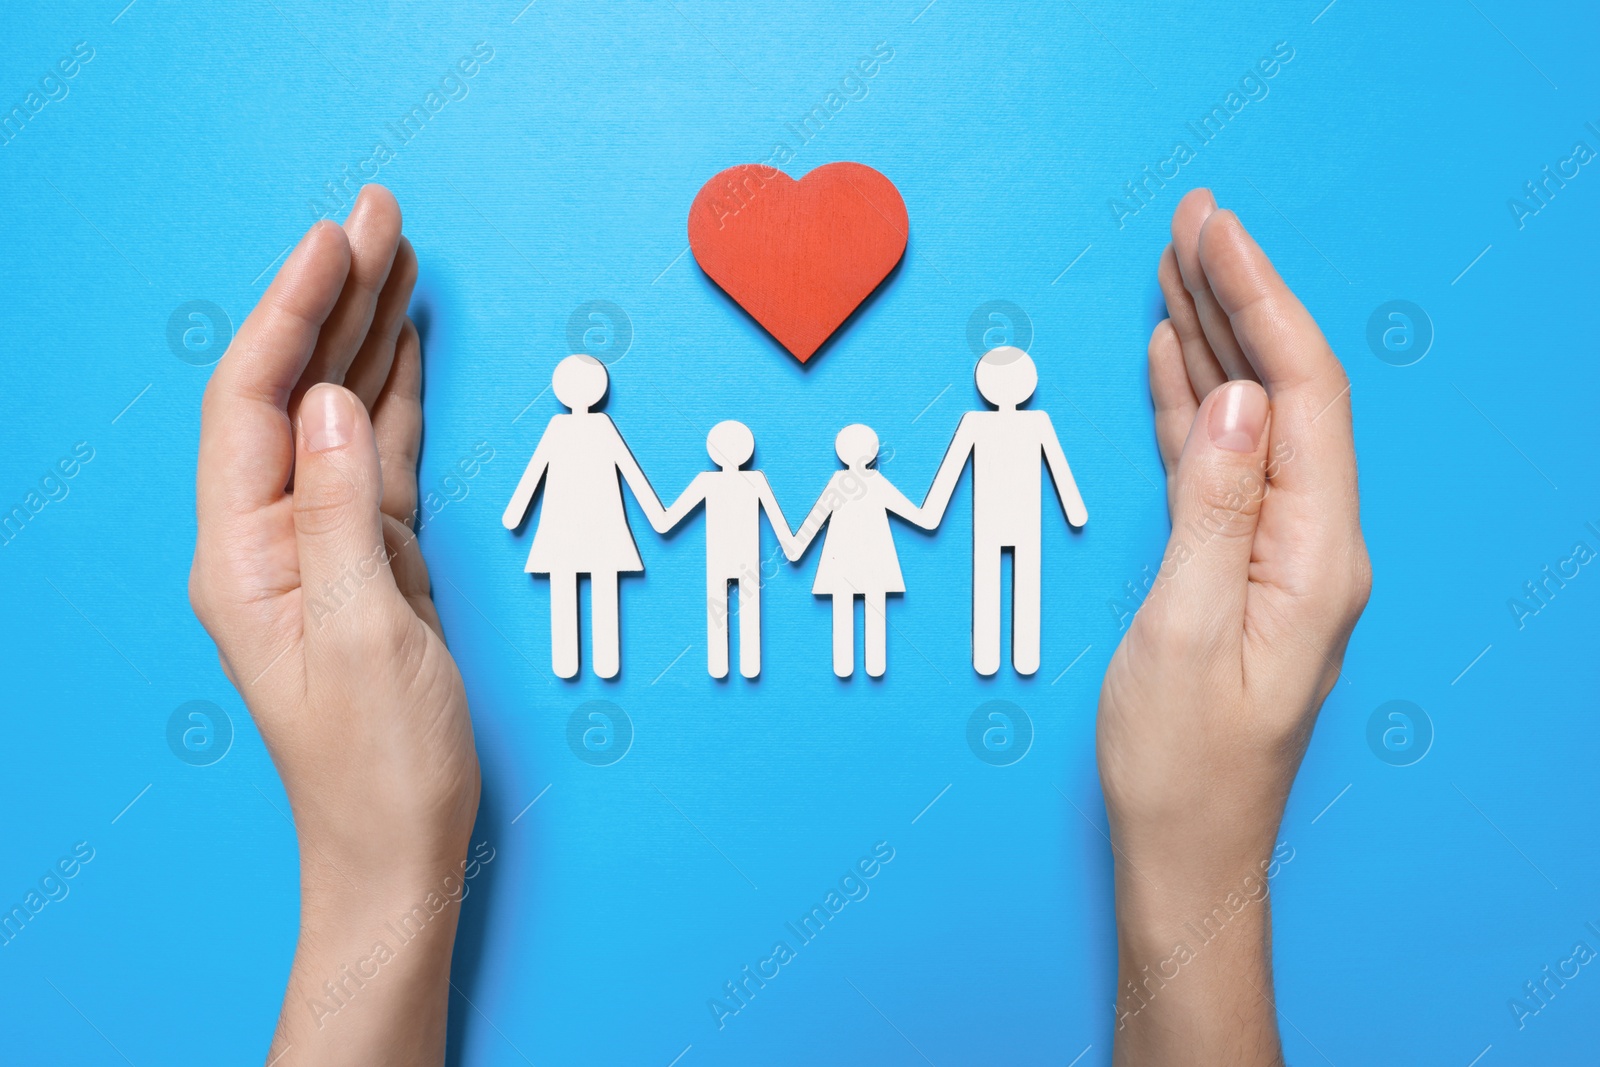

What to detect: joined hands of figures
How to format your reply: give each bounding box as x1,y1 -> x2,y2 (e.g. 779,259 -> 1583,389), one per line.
504,347 -> 1085,680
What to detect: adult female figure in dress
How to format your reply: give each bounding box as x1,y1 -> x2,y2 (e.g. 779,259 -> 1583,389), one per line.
789,424 -> 935,678
503,355 -> 664,679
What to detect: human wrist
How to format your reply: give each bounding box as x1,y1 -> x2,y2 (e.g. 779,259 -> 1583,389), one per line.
1109,837 -> 1292,1062
284,755 -> 482,887
1110,822 -> 1292,932
280,839 -> 491,1058
296,878 -> 463,979
1102,765 -> 1288,882
297,829 -> 471,898
1111,857 -> 1282,1066
298,828 -> 490,919
277,884 -> 462,1065
1113,864 -> 1273,968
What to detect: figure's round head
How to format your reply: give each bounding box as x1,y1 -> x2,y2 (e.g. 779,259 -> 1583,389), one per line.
834,423 -> 878,468
706,420 -> 754,469
552,353 -> 608,411
975,346 -> 1037,408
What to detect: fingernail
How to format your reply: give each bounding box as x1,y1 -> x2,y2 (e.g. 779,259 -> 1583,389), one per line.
302,386 -> 353,453
1208,381 -> 1267,453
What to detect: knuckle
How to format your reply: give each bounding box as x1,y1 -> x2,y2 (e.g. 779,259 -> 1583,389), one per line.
388,486 -> 420,530
1131,582 -> 1226,661
1298,537 -> 1371,621
1260,705 -> 1317,758
327,605 -> 427,684
1190,471 -> 1265,538
1135,608 -> 1198,661
392,611 -> 432,664
214,647 -> 239,687
292,472 -> 361,534
187,564 -> 213,629
1347,544 -> 1374,615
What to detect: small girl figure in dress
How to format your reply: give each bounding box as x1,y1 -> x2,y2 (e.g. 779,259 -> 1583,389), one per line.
788,424 -> 935,678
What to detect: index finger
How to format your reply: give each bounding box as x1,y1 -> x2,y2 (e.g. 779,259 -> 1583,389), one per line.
197,221 -> 351,525
1196,209 -> 1357,503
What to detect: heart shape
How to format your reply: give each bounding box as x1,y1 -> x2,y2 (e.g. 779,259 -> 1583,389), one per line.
688,162 -> 908,363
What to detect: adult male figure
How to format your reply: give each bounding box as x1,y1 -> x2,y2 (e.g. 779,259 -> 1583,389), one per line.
655,420 -> 798,678
922,346 -> 1088,675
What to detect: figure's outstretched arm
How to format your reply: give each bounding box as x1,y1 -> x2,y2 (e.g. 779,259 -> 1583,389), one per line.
609,415 -> 668,531
880,474 -> 936,530
920,414 -> 977,528
1040,413 -> 1088,527
657,474 -> 709,534
754,474 -> 802,559
787,482 -> 835,562
503,432 -> 552,529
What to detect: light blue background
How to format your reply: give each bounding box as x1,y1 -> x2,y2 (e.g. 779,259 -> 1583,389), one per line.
3,1 -> 1598,1063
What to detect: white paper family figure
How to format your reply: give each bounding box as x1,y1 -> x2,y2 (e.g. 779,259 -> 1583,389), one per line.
503,346 -> 1085,680
921,346 -> 1088,676
788,424 -> 935,678
654,420 -> 798,680
502,354 -> 666,679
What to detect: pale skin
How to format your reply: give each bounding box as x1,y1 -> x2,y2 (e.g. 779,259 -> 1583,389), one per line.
1100,187 -> 1370,1065
193,185 -> 1365,1064
190,185 -> 479,1066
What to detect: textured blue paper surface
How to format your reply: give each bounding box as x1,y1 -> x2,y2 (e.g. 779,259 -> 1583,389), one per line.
3,1 -> 1598,1063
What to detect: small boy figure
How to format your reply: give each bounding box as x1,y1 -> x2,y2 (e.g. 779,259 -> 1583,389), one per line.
655,421 -> 798,679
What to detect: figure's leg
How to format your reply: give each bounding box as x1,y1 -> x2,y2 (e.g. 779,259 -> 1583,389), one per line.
737,578 -> 761,679
865,591 -> 887,678
550,572 -> 579,679
1012,538 -> 1041,675
706,576 -> 729,679
973,541 -> 1002,676
832,594 -> 854,678
591,570 -> 620,679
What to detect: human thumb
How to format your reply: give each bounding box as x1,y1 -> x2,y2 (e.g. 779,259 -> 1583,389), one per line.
1148,379 -> 1272,637
293,383 -> 396,640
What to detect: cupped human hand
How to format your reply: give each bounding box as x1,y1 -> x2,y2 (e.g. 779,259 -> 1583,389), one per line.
1097,188 -> 1370,1065
189,186 -> 478,1065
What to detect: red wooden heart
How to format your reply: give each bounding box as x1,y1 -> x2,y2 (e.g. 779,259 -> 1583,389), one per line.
688,162 -> 908,363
